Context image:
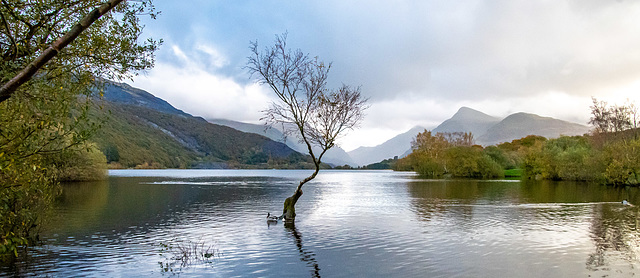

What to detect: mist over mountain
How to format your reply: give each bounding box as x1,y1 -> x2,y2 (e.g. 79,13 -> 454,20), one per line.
348,126 -> 425,166
207,119 -> 356,166
348,107 -> 590,166
476,112 -> 589,146
95,82 -> 591,168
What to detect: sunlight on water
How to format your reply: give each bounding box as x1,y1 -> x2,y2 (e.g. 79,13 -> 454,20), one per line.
2,170 -> 640,277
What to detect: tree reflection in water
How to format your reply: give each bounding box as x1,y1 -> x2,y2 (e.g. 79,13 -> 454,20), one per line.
586,204 -> 640,272
285,222 -> 321,278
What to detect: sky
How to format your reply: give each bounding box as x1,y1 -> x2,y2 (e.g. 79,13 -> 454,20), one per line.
130,0 -> 640,152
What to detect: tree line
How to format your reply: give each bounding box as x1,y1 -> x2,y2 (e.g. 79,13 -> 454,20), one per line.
396,98 -> 640,186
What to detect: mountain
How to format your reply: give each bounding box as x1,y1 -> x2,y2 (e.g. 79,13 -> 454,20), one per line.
208,118 -> 356,166
348,107 -> 590,166
476,112 -> 589,146
348,126 -> 425,166
433,107 -> 501,136
101,81 -> 189,116
92,82 -> 310,169
347,107 -> 500,166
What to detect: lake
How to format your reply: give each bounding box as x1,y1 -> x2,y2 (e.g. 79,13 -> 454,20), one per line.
2,169 -> 640,277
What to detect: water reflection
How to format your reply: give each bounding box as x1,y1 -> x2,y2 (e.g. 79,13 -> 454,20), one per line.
407,178 -> 640,276
285,222 -> 321,278
3,170 -> 640,277
586,203 -> 640,273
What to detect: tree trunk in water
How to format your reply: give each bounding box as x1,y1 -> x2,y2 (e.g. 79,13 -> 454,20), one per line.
282,166 -> 319,222
282,189 -> 302,222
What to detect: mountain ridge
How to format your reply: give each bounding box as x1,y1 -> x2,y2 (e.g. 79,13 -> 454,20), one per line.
94,82 -> 592,168
101,81 -> 190,117
92,82 -> 311,169
348,126 -> 426,166
434,106 -> 501,136
347,107 -> 590,166
476,112 -> 589,146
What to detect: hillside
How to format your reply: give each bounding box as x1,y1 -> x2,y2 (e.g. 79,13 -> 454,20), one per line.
100,81 -> 189,116
208,118 -> 356,166
476,112 -> 589,145
91,83 -> 311,169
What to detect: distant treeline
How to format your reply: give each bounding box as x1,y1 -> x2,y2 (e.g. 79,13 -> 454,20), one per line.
394,98 -> 640,186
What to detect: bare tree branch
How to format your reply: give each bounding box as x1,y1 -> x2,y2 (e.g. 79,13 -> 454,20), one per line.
247,33 -> 368,221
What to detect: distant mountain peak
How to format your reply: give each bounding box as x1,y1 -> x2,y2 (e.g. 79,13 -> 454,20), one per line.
99,81 -> 189,117
457,106 -> 477,113
450,107 -> 500,122
346,106 -> 591,166
434,107 -> 501,137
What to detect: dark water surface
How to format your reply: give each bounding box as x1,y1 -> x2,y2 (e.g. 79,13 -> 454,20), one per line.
3,169 -> 640,277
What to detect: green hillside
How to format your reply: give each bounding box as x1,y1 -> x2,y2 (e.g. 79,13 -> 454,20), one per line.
91,101 -> 311,169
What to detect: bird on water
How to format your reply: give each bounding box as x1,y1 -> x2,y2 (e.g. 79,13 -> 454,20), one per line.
267,213 -> 279,222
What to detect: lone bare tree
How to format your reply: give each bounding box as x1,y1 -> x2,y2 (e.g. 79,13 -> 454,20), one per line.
247,34 -> 367,222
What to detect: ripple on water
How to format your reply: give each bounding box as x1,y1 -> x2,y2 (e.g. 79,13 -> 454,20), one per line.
4,171 -> 640,277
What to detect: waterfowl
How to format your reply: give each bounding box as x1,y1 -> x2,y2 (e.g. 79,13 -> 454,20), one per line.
622,200 -> 634,206
267,213 -> 279,222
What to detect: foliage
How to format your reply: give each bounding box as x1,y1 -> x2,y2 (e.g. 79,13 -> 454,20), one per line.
0,81 -> 97,260
90,102 -> 314,169
333,164 -> 355,170
362,157 -> 398,170
396,99 -> 640,186
483,146 -> 517,170
0,0 -> 159,257
522,136 -> 599,181
0,153 -> 57,260
601,139 -> 640,185
0,0 -> 160,88
445,146 -> 503,179
589,97 -> 638,136
103,144 -> 120,163
396,130 -> 502,179
519,133 -> 640,185
46,142 -> 107,182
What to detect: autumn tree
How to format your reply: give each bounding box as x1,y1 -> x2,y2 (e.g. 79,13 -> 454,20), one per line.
0,0 -> 159,257
401,130 -> 502,178
407,130 -> 451,178
247,34 -> 367,222
589,97 -> 634,135
589,97 -> 612,134
441,131 -> 474,147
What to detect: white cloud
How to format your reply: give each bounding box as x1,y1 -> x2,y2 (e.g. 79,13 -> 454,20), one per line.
195,44 -> 229,69
135,1 -> 640,151
336,96 -> 456,150
133,45 -> 272,123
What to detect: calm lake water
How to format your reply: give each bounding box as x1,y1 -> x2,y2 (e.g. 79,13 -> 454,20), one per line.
3,169 -> 640,277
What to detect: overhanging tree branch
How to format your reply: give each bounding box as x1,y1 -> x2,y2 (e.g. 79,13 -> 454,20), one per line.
0,0 -> 125,103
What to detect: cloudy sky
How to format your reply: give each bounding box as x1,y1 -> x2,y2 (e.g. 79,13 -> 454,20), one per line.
131,0 -> 640,151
